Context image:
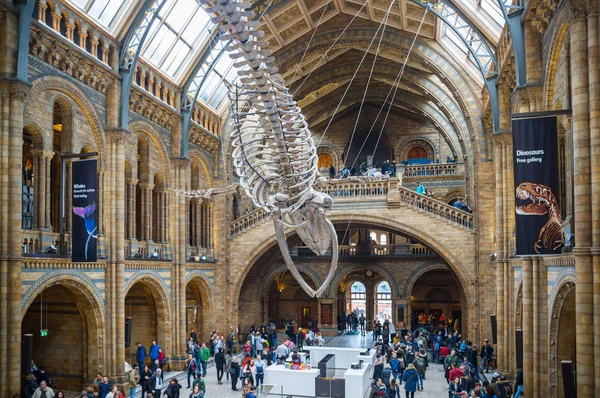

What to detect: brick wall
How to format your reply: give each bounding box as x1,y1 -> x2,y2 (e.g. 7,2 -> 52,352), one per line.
125,283 -> 158,366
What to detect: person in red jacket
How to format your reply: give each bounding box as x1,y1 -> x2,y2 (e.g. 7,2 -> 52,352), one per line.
158,348 -> 166,370
448,362 -> 464,383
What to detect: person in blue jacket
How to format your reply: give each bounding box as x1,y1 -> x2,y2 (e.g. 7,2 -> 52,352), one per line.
136,342 -> 147,371
402,363 -> 418,398
150,340 -> 161,372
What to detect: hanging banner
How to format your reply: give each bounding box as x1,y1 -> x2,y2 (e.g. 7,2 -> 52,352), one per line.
513,116 -> 562,255
72,159 -> 98,262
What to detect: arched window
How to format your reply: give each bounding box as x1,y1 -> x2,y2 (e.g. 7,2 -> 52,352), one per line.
380,234 -> 387,245
407,146 -> 428,160
318,153 -> 333,170
348,281 -> 366,316
376,281 -> 392,322
369,232 -> 378,244
22,130 -> 34,230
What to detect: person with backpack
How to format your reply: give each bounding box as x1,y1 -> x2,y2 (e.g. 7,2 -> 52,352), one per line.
197,342 -> 210,377
413,350 -> 427,391
185,354 -> 197,388
369,378 -> 387,398
136,342 -> 147,372
402,364 -> 419,398
126,364 -> 140,398
389,352 -> 401,381
227,329 -> 235,353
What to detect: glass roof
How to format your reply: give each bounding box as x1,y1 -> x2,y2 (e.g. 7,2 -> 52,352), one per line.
141,0 -> 214,79
69,0 -> 510,113
67,0 -> 137,30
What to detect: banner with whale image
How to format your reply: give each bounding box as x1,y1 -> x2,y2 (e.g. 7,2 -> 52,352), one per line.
512,116 -> 562,255
72,158 -> 97,262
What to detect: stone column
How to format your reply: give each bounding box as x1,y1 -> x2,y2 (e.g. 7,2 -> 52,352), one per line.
126,179 -> 138,240
493,137 -> 505,370
522,257 -> 533,396
44,152 -> 52,230
0,82 -> 9,396
366,282 -> 375,323
209,203 -> 214,248
587,1 -> 600,390
106,129 -> 128,380
570,3 -> 595,395
6,81 -> 30,396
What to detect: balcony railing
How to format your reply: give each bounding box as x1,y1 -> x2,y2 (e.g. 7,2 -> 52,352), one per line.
402,162 -> 465,179
291,243 -> 435,258
230,207 -> 269,236
398,186 -> 473,228
315,177 -> 398,198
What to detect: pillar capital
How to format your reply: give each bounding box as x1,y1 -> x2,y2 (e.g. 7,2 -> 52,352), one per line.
106,128 -> 130,144
138,182 -> 154,190
569,1 -> 588,22
126,178 -> 139,186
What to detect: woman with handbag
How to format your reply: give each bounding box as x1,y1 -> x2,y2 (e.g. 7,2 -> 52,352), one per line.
230,358 -> 241,391
402,363 -> 418,398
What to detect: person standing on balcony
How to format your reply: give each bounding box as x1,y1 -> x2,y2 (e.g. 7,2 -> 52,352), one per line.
329,164 -> 335,179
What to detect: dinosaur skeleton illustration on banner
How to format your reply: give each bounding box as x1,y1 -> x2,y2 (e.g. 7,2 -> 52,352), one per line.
196,0 -> 338,297
515,182 -> 563,253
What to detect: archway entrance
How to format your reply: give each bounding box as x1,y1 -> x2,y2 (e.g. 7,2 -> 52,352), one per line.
550,282 -> 576,398
186,277 -> 213,342
125,280 -> 169,366
409,268 -> 463,330
22,283 -> 103,391
267,271 -> 318,329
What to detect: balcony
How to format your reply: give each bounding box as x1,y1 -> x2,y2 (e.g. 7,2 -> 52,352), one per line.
291,243 -> 438,263
401,162 -> 465,181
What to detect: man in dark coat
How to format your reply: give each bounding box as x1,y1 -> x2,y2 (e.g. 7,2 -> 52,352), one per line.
215,347 -> 225,384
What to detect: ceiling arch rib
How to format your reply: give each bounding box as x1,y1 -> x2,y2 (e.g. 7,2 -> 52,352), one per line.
310,100 -> 462,161
494,0 -> 526,86
118,0 -> 167,129
293,56 -> 471,155
273,27 -> 486,148
249,0 -> 500,133
303,83 -> 465,159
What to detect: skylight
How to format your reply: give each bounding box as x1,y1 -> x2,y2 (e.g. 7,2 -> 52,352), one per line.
140,0 -> 215,80
67,0 -> 136,31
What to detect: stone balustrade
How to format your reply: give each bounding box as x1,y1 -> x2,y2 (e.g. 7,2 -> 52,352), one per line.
397,186 -> 473,228
229,178 -> 474,236
402,162 -> 464,179
230,207 -> 269,236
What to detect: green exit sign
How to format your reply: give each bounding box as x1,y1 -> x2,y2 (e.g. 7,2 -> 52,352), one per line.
40,329 -> 48,337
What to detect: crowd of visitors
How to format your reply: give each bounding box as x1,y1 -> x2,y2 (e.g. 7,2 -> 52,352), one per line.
367,319 -> 519,398
327,159 -> 398,180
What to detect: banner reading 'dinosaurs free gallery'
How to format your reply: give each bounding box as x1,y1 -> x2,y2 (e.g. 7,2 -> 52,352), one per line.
72,159 -> 97,262
513,116 -> 562,255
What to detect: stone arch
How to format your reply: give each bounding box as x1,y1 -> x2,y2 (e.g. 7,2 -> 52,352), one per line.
25,75 -> 106,165
186,274 -> 215,341
399,137 -> 436,161
327,263 -> 401,298
130,120 -> 171,181
260,264 -> 323,298
317,144 -> 341,171
548,279 -> 576,398
544,18 -> 570,110
234,215 -> 474,312
125,273 -> 172,355
21,273 -> 106,380
403,262 -> 448,298
189,149 -> 214,186
443,190 -> 465,205
23,123 -> 45,149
